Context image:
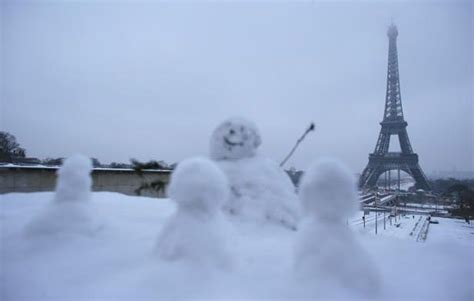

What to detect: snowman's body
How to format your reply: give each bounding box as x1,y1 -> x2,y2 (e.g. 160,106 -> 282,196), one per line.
210,118 -> 300,230
156,157 -> 231,268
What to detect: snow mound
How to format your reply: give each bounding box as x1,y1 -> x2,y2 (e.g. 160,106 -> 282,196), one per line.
295,157 -> 380,297
25,154 -> 101,237
299,157 -> 358,221
157,157 -> 231,268
210,117 -> 261,160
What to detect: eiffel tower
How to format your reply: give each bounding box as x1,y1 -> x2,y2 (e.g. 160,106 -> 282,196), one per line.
359,24 -> 431,191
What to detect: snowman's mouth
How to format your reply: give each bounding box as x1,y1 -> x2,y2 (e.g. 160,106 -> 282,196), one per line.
224,136 -> 243,147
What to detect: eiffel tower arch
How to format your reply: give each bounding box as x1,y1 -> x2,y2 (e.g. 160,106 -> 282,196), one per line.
359,24 -> 431,191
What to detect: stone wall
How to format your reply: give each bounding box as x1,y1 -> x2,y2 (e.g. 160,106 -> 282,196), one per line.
0,166 -> 171,198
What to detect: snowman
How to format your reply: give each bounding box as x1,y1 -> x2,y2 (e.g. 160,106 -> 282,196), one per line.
25,154 -> 101,237
156,157 -> 231,268
210,117 -> 300,230
295,158 -> 380,297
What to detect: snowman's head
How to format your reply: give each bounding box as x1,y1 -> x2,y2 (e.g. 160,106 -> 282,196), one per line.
210,117 -> 262,160
55,154 -> 92,202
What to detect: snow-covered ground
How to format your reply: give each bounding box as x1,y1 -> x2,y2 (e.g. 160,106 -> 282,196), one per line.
350,211 -> 472,243
1,192 -> 473,300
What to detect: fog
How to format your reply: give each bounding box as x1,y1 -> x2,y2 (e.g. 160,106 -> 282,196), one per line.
1,0 -> 472,174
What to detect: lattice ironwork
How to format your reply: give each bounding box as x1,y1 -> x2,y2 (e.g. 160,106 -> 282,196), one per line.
359,24 -> 430,191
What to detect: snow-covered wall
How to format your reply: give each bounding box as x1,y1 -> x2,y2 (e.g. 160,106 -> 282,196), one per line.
0,166 -> 171,197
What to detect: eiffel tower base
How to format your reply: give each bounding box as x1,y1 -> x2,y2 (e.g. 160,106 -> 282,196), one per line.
359,153 -> 431,191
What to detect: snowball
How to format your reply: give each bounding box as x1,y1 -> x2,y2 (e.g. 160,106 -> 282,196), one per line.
25,154 -> 100,237
218,156 -> 301,230
157,157 -> 231,267
54,154 -> 93,203
299,157 -> 357,221
168,156 -> 229,215
210,117 -> 262,161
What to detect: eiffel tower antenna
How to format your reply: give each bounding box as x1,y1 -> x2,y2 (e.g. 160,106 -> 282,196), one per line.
359,24 -> 431,191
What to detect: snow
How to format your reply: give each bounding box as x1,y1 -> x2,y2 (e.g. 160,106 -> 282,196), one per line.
0,164 -> 58,170
209,117 -> 261,161
1,191 -> 473,300
167,157 -> 228,213
299,157 -> 358,221
352,212 -> 429,240
0,164 -> 170,173
405,202 -> 454,210
295,220 -> 381,298
53,154 -> 92,203
23,154 -> 102,237
217,156 -> 301,230
210,118 -> 300,230
156,157 -> 231,267
296,158 -> 380,297
428,217 -> 474,246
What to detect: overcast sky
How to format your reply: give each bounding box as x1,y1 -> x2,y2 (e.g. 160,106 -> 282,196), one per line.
1,0 -> 472,174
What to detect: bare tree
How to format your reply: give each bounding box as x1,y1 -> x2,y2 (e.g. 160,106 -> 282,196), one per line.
0,131 -> 26,163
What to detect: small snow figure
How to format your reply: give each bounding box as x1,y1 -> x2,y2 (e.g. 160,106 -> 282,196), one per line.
295,158 -> 380,297
25,154 -> 101,237
210,117 -> 300,230
156,157 -> 231,268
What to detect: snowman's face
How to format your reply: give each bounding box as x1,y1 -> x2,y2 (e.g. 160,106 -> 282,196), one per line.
210,118 -> 262,160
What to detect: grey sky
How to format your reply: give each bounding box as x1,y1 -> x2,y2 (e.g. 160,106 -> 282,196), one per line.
1,0 -> 472,174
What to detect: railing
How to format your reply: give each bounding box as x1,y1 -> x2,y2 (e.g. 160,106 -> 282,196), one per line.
416,217 -> 430,242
